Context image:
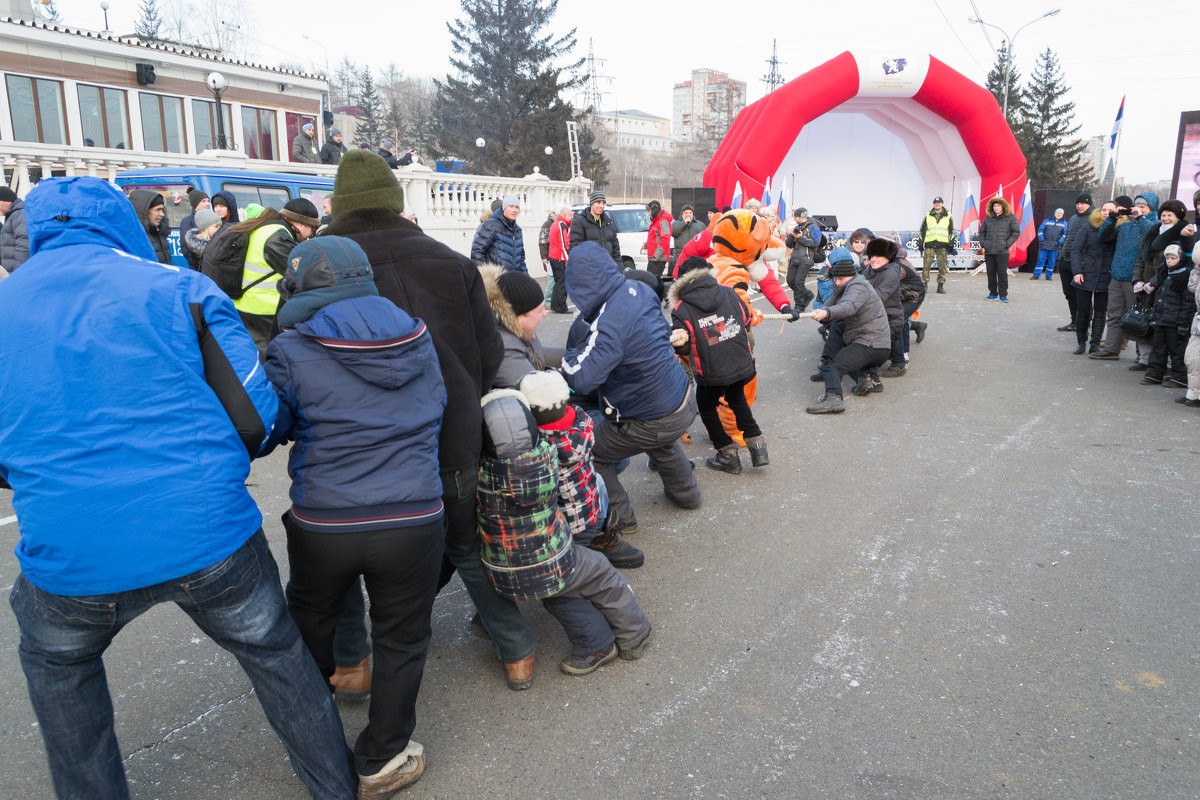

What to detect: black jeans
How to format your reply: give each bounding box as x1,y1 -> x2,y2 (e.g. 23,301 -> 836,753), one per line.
822,342 -> 890,395
1074,287 -> 1108,347
984,253 -> 1009,298
647,260 -> 668,280
284,514 -> 444,776
786,260 -> 815,309
1146,324 -> 1188,382
1059,257 -> 1078,322
549,258 -> 568,311
695,376 -> 761,450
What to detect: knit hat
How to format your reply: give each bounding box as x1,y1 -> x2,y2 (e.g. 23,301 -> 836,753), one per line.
302,121 -> 314,131
281,197 -> 320,228
519,370 -> 570,427
1159,199 -> 1187,220
193,209 -> 221,231
501,194 -> 520,209
330,127 -> 341,136
0,187 -> 16,203
1054,208 -> 1064,216
332,151 -> 405,218
828,246 -> 857,277
1076,192 -> 1092,205
1133,195 -> 1150,208
588,189 -> 606,204
795,207 -> 809,216
210,194 -> 230,209
675,256 -> 711,279
277,236 -> 379,327
1164,244 -> 1181,260
188,188 -> 208,209
381,140 -> 396,151
865,238 -> 898,262
682,203 -> 694,212
496,270 -> 544,316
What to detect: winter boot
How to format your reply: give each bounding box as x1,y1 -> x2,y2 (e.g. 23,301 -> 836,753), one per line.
810,357 -> 832,382
705,444 -> 742,474
936,284 -> 946,294
805,392 -> 845,414
912,320 -> 928,343
587,525 -> 645,569
329,656 -> 371,701
746,435 -> 769,467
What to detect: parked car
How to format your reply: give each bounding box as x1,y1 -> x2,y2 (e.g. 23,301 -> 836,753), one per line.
115,167 -> 334,269
571,202 -> 652,271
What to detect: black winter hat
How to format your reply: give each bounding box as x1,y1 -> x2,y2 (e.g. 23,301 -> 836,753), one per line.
589,190 -> 606,205
675,256 -> 710,279
0,187 -> 17,203
1114,195 -> 1134,210
281,197 -> 320,228
497,270 -> 544,316
830,261 -> 858,278
1076,192 -> 1092,205
625,268 -> 665,300
332,151 -> 405,218
1159,199 -> 1187,220
188,188 -> 208,209
865,238 -> 899,262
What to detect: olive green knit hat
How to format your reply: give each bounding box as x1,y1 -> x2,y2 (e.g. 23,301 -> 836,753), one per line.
331,150 -> 405,218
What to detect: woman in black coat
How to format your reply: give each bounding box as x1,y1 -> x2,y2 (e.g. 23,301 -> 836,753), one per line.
1071,202 -> 1116,354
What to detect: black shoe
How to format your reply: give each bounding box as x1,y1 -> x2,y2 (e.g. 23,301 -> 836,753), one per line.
1164,377 -> 1188,388
560,643 -> 618,676
913,320 -> 927,343
587,528 -> 645,568
1073,344 -> 1085,355
1128,362 -> 1148,371
1088,344 -> 1102,355
704,446 -> 742,475
881,363 -> 906,378
936,284 -> 946,294
746,436 -> 769,467
851,375 -> 883,396
1140,375 -> 1162,385
1057,322 -> 1077,332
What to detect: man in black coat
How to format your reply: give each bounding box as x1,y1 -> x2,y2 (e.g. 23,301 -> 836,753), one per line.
127,188 -> 172,264
325,151 -> 538,691
570,189 -> 621,267
319,127 -> 347,165
1057,193 -> 1093,331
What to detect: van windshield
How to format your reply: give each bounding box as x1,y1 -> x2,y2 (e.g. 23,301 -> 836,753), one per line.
221,183 -> 291,217
120,184 -> 193,229
608,208 -> 651,233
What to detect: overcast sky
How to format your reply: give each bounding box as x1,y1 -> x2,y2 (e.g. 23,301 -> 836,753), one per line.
48,0 -> 1194,184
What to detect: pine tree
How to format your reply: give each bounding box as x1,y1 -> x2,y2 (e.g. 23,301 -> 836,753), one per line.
984,42 -> 1025,129
354,68 -> 385,151
1018,49 -> 1093,189
134,0 -> 163,40
432,0 -> 590,178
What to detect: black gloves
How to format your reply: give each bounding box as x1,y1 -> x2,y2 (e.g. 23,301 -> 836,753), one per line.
780,305 -> 801,322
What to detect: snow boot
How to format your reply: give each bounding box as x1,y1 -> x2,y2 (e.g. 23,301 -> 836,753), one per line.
705,445 -> 742,474
746,435 -> 769,467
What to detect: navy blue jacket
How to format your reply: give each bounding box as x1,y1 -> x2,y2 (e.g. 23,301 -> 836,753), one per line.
1070,209 -> 1114,291
561,242 -> 689,420
1037,217 -> 1067,251
265,295 -> 447,532
471,208 -> 527,272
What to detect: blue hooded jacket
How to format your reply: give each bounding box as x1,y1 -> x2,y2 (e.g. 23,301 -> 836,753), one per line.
1100,191 -> 1159,281
471,207 -> 527,272
561,242 -> 689,420
0,177 -> 278,595
265,295 -> 447,532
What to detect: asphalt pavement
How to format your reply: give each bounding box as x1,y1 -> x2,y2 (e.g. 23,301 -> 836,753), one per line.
2,270 -> 1198,800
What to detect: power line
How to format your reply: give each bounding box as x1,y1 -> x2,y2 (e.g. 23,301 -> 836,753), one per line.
930,0 -> 989,71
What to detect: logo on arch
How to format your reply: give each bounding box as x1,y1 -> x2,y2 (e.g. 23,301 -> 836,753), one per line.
882,58 -> 908,75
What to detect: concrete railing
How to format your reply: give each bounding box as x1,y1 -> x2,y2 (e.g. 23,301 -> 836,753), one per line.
1,142 -> 592,276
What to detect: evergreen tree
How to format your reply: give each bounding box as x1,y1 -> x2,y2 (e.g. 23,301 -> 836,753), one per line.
331,57 -> 358,110
1018,49 -> 1093,189
984,42 -> 1025,129
134,0 -> 163,40
433,0 -> 590,178
354,68 -> 385,151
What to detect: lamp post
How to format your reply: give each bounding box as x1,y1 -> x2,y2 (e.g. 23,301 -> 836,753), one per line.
968,9 -> 1060,119
100,1 -> 110,33
544,146 -> 553,179
206,72 -> 228,150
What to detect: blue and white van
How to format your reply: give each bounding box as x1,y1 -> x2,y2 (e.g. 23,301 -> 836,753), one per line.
114,167 -> 334,269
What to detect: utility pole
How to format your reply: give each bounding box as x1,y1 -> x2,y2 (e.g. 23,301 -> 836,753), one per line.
762,39 -> 784,92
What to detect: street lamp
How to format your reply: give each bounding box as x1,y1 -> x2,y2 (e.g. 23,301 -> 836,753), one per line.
206,71 -> 228,150
100,1 -> 110,33
968,9 -> 1060,119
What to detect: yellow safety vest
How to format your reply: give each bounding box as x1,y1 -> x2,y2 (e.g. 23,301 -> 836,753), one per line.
923,213 -> 951,245
233,223 -> 289,316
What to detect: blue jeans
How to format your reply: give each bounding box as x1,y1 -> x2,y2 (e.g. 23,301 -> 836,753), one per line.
9,530 -> 356,800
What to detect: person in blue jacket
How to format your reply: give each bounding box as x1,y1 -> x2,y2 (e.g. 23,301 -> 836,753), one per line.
265,236 -> 446,796
0,176 -> 357,800
471,193 -> 527,272
560,241 -> 701,537
1032,207 -> 1067,279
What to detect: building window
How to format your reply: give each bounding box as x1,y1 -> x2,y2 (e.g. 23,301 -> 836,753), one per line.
241,106 -> 276,160
78,84 -> 129,149
6,75 -> 67,144
192,99 -> 234,151
139,93 -> 185,153
284,112 -> 317,162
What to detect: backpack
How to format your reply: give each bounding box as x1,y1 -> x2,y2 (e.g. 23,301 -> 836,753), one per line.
201,226 -> 270,299
812,229 -> 827,263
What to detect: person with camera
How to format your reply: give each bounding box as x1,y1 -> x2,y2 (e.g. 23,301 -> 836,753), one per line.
1090,192 -> 1159,361
785,207 -> 821,311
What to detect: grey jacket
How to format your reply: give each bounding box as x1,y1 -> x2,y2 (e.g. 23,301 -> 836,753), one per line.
862,261 -> 904,332
824,274 -> 890,349
0,198 -> 29,271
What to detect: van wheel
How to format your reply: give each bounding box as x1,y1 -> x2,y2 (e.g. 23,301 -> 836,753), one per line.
622,258 -> 635,272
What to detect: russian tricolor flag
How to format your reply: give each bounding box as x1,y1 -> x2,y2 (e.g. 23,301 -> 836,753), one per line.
776,177 -> 787,221
1014,180 -> 1036,252
731,180 -> 743,210
1109,95 -> 1125,151
958,187 -> 978,248
761,176 -> 772,208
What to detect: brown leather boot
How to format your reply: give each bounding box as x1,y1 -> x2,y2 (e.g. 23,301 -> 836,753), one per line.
329,656 -> 370,701
504,654 -> 535,691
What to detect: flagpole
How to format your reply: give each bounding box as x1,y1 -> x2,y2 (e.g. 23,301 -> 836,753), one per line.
1110,128 -> 1123,197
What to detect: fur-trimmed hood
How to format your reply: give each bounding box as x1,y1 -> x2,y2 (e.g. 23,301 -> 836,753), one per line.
479,262 -> 522,338
1089,208 -> 1106,229
985,196 -> 1012,217
667,263 -> 714,307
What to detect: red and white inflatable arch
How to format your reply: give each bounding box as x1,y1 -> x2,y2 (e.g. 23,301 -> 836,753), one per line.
705,52 -> 1028,262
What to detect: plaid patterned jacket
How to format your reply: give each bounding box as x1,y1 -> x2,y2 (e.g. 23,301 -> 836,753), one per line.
538,405 -> 601,540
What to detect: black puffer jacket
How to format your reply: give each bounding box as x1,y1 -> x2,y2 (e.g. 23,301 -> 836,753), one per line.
324,207 -> 504,472
1070,209 -> 1114,292
569,210 -> 621,266
128,188 -> 172,264
978,197 -> 1020,254
1061,205 -> 1093,267
1136,220 -> 1194,286
862,261 -> 903,332
1151,256 -> 1197,328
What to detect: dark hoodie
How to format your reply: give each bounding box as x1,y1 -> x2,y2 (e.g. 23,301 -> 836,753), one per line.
265,294 -> 447,533
209,191 -> 242,225
128,188 -> 172,264
668,267 -> 755,386
978,197 -> 1019,254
